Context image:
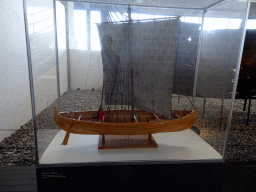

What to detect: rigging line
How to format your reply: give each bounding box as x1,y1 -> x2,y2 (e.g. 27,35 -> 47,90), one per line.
100,87 -> 104,109
112,10 -> 123,22
117,24 -> 129,110
104,15 -> 131,111
103,52 -> 118,107
106,7 -> 112,22
109,5 -> 126,22
94,74 -> 103,90
85,50 -> 93,90
127,5 -> 135,118
105,50 -> 120,105
186,96 -> 194,107
111,12 -> 130,109
126,24 -> 131,110
107,6 -> 114,23
107,16 -> 111,23
108,22 -> 128,107
108,7 -> 115,21
113,62 -> 121,113
109,7 -> 115,22
113,6 -> 127,21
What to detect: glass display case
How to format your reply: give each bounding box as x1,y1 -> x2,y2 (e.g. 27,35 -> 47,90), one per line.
22,0 -> 250,191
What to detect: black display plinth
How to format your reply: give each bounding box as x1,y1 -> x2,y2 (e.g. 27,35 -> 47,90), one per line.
37,162 -> 224,192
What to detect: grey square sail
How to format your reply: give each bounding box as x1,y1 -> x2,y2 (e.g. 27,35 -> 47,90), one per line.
97,18 -> 179,116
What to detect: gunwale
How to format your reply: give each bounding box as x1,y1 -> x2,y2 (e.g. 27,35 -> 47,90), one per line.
54,107 -> 197,135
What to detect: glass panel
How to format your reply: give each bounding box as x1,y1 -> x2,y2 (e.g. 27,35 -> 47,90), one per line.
1,0 -> 251,168
26,0 -> 57,160
25,0 -> 67,161
23,0 -> 249,166
194,0 -> 249,157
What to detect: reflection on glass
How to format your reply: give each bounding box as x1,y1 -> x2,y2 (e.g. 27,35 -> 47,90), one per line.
203,18 -> 242,31
27,7 -> 53,34
72,14 -> 248,51
110,11 -> 127,21
180,16 -> 201,24
247,19 -> 256,29
91,11 -> 101,51
74,10 -> 87,50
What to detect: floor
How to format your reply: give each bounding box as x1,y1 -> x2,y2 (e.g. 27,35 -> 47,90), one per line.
222,162 -> 256,192
0,166 -> 37,192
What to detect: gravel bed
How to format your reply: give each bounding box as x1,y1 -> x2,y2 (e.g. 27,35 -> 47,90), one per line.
0,121 -> 35,167
1,89 -> 256,167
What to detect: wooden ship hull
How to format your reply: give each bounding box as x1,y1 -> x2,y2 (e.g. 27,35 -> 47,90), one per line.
54,107 -> 197,146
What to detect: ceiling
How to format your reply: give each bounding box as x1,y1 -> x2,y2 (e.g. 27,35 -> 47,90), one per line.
58,0 -> 224,10
59,0 -> 251,18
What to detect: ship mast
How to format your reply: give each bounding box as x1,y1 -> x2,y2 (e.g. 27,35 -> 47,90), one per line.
127,4 -> 135,121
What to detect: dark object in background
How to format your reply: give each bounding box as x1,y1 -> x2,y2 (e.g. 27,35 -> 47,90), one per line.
236,30 -> 256,126
236,30 -> 256,95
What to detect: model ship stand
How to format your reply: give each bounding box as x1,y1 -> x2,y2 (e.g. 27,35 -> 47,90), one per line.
98,134 -> 158,149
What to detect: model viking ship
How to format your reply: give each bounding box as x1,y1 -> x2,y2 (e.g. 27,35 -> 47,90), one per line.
54,6 -> 197,148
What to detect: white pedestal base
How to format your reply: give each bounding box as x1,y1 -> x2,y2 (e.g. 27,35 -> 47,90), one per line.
39,129 -> 222,164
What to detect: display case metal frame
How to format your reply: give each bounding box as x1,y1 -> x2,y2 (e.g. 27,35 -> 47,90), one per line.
22,0 -> 251,191
23,0 -> 251,168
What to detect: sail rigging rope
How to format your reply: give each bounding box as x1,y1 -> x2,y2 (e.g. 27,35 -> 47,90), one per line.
97,6 -> 193,122
94,74 -> 103,90
100,14 -> 137,122
85,50 -> 93,90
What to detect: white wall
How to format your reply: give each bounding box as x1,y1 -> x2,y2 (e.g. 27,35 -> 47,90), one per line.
0,0 -> 68,142
70,50 -> 103,91
0,0 -> 32,141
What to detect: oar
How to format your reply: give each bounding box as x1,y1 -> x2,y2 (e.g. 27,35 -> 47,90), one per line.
61,116 -> 74,145
61,127 -> 71,145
